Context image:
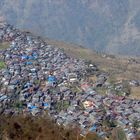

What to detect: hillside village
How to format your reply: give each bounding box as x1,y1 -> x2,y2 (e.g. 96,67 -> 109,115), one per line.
0,22 -> 140,140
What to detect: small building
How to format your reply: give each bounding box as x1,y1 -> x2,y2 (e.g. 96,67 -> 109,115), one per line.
47,75 -> 57,85
68,73 -> 78,83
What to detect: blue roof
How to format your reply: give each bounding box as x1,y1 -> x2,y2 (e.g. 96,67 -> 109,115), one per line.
26,61 -> 33,65
28,56 -> 35,60
32,52 -> 38,57
21,55 -> 28,59
14,80 -> 20,85
28,105 -> 37,111
0,95 -> 8,101
24,82 -> 32,88
89,124 -> 97,132
43,103 -> 49,107
48,76 -> 56,83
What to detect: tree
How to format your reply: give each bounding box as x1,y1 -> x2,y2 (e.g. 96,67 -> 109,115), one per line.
122,81 -> 131,96
112,128 -> 127,140
85,132 -> 101,140
132,119 -> 140,130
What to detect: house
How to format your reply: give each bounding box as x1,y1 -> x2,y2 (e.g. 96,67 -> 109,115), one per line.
83,100 -> 94,108
68,73 -> 78,83
0,23 -> 140,139
47,75 -> 57,85
129,80 -> 139,87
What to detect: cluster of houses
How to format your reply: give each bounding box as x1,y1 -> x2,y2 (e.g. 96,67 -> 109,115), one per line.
129,80 -> 140,87
0,23 -> 140,140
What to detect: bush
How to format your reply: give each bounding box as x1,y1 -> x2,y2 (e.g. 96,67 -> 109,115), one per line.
0,61 -> 5,69
0,115 -> 84,140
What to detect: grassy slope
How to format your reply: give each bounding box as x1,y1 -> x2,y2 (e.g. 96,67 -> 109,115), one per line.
0,42 -> 9,50
46,39 -> 140,99
46,39 -> 140,79
0,42 -> 9,69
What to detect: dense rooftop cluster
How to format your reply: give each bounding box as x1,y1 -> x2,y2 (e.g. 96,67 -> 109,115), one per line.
0,23 -> 140,140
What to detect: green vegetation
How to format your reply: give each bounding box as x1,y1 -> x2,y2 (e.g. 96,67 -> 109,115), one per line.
115,81 -> 131,96
116,91 -> 125,96
56,101 -> 70,111
70,85 -> 80,93
34,79 -> 40,85
85,133 -> 100,140
0,42 -> 9,50
112,128 -> 127,140
0,61 -> 6,69
132,119 -> 140,129
103,119 -> 117,128
95,87 -> 107,95
107,76 -> 116,84
122,82 -> 131,96
0,43 -> 8,70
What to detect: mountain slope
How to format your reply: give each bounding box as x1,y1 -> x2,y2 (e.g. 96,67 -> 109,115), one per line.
0,0 -> 140,55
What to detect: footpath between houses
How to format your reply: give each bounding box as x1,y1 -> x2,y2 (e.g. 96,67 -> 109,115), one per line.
0,22 -> 140,140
